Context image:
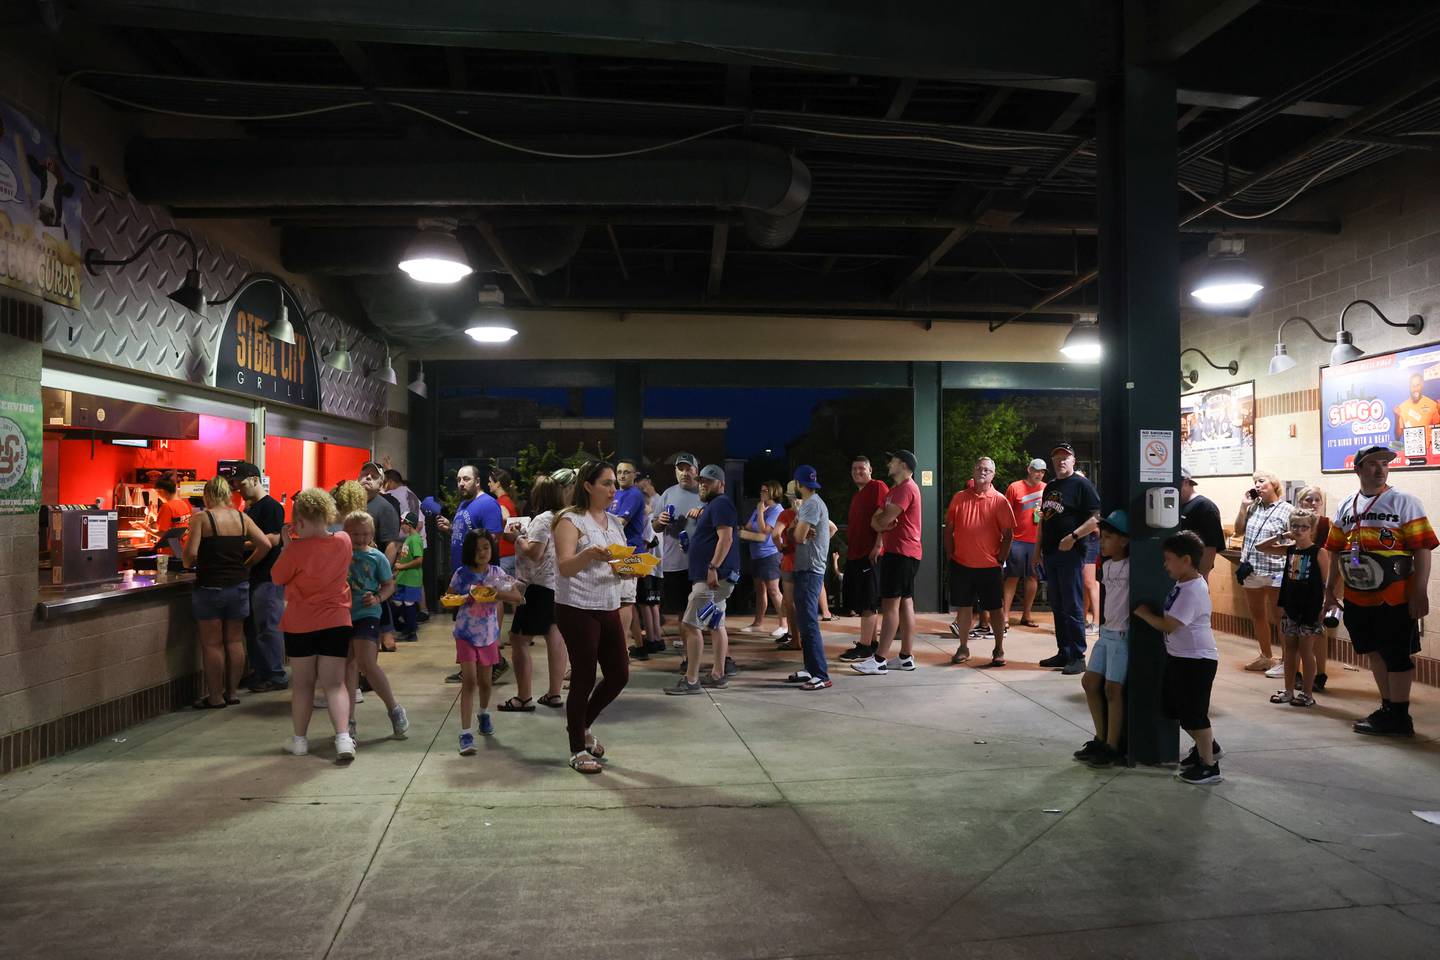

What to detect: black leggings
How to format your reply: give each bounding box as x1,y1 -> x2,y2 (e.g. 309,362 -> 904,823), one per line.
555,603 -> 630,754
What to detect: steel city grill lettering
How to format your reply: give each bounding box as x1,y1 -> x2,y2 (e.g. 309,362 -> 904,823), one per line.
215,279 -> 321,409
233,310 -> 310,386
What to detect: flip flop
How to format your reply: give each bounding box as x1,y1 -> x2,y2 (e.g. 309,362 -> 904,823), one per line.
1019,619 -> 1040,628
951,646 -> 970,664
979,657 -> 1007,668
224,695 -> 242,705
192,698 -> 227,710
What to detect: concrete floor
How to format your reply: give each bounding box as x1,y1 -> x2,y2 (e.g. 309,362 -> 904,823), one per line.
3,613 -> 1440,960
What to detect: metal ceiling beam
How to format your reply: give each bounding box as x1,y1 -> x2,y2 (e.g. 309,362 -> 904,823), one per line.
533,297 -> 1089,317
65,0 -> 1100,81
476,221 -> 543,305
885,77 -> 918,121
706,222 -> 729,299
1145,0 -> 1261,61
971,88 -> 1010,126
604,225 -> 630,282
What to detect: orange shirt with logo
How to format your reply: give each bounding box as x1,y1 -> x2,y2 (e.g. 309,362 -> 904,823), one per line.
945,486 -> 1016,569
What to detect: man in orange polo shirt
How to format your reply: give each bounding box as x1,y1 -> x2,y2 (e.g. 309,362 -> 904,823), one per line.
945,457 -> 1016,668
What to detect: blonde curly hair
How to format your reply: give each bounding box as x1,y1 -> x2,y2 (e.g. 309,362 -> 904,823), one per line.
333,479 -> 368,517
293,487 -> 337,526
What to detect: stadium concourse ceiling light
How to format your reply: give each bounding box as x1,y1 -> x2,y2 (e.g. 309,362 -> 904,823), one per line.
465,322 -> 518,344
1180,347 -> 1239,389
370,345 -> 398,385
398,219 -> 472,284
408,362 -> 428,399
85,228 -> 207,315
1059,317 -> 1101,362
1191,236 -> 1263,307
465,282 -> 518,344
1332,299 -> 1424,367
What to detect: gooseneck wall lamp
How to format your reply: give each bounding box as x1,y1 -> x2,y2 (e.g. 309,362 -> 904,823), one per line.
1332,299 -> 1424,365
206,272 -> 297,344
84,228 -> 206,314
1180,347 -> 1239,391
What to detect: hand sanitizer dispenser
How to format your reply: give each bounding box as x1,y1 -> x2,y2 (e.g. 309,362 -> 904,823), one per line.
1146,486 -> 1180,529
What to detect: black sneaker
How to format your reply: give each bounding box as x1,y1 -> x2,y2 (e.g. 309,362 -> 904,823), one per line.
838,643 -> 875,663
1179,742 -> 1224,768
445,670 -> 462,684
1178,762 -> 1223,785
724,656 -> 738,678
1061,657 -> 1086,675
1354,711 -> 1414,738
1072,739 -> 1103,761
644,639 -> 667,654
1313,672 -> 1327,692
1085,744 -> 1123,768
416,611 -> 431,623
629,645 -> 650,661
1038,653 -> 1067,669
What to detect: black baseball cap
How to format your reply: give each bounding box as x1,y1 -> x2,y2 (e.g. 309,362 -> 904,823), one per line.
886,449 -> 918,472
229,461 -> 261,481
1353,445 -> 1398,467
1051,442 -> 1075,457
401,511 -> 419,528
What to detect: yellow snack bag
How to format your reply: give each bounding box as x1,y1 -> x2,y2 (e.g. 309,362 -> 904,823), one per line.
605,543 -> 636,559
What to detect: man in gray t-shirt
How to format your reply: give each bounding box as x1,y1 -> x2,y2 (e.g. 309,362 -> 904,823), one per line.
789,466 -> 832,688
651,453 -> 704,617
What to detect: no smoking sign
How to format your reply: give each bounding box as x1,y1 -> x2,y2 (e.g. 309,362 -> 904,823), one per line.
1139,429 -> 1174,483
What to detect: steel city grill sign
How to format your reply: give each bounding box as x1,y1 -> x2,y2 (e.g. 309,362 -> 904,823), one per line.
214,278 -> 321,409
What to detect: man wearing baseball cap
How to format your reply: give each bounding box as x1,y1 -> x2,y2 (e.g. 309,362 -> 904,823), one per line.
1178,467 -> 1225,577
853,449 -> 923,675
651,453 -> 704,630
1323,444 -> 1436,737
666,464 -> 740,694
1002,458 -> 1048,629
1038,442 -> 1101,675
787,466 -> 834,689
231,462 -> 288,692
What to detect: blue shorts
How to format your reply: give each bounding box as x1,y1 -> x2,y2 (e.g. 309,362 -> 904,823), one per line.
352,617 -> 382,643
394,584 -> 423,604
1005,540 -> 1037,578
1087,627 -> 1129,684
191,582 -> 250,621
751,553 -> 781,582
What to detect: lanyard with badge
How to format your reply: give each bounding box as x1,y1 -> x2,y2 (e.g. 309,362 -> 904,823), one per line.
1346,490 -> 1383,568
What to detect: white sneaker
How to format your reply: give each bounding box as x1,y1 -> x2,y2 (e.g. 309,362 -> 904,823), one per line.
334,732 -> 357,762
891,654 -> 917,671
313,692 -> 326,709
851,656 -> 888,676
1264,663 -> 1286,679
771,627 -> 788,639
354,689 -> 365,704
390,704 -> 410,738
284,735 -> 309,756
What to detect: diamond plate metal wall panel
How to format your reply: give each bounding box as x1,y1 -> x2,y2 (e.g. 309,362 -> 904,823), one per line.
41,190 -> 386,426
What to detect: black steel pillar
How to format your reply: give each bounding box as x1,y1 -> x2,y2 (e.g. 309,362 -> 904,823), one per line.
912,360 -> 942,612
615,360 -> 645,464
1096,2 -> 1181,765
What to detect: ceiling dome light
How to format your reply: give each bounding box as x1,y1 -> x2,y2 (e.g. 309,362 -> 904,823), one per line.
399,226 -> 472,284
466,323 -> 518,344
1060,318 -> 1101,362
1191,237 -> 1263,307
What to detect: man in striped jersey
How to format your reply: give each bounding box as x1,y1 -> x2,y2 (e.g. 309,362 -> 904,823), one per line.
1324,444 -> 1437,738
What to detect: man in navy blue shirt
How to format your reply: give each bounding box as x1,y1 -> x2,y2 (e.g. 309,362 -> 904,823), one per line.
665,465 -> 740,695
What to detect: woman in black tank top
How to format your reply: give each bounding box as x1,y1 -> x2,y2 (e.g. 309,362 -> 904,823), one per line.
183,477 -> 271,708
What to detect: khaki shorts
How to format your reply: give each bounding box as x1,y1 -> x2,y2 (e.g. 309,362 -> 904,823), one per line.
620,575 -> 638,604
682,579 -> 736,629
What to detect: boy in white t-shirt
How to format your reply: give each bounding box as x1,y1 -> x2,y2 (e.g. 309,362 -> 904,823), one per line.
1075,510 -> 1130,768
1134,530 -> 1224,786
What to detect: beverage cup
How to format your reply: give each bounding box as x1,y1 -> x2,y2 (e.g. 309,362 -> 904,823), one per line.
156,555 -> 170,576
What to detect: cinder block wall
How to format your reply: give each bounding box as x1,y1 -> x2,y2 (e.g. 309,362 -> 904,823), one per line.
1183,150 -> 1440,679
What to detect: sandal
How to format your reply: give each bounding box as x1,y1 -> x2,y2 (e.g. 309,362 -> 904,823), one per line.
498,696 -> 535,712
192,698 -> 226,710
224,695 -> 242,706
1291,692 -> 1316,707
537,693 -> 564,708
1269,689 -> 1293,704
981,657 -> 1007,668
951,645 -> 970,664
1019,618 -> 1040,628
569,750 -> 602,774
584,734 -> 605,759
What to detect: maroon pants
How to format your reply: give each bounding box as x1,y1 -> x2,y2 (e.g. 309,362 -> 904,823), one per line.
554,604 -> 630,754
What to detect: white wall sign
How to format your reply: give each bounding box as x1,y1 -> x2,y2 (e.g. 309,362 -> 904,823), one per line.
1139,429 -> 1174,483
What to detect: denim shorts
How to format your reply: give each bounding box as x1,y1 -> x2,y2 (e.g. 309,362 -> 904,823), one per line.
191,582 -> 250,621
751,552 -> 781,582
1086,627 -> 1130,684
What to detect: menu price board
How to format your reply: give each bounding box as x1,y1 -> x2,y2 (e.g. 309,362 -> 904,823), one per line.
1180,381 -> 1255,477
1321,341 -> 1440,472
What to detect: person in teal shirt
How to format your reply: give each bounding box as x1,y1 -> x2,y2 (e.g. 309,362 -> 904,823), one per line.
342,511 -> 408,740
392,512 -> 425,641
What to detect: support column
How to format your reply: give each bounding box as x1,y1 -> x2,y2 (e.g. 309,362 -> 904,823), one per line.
615,360 -> 644,464
1096,2 -> 1181,764
408,359 -> 439,608
912,360 -> 942,612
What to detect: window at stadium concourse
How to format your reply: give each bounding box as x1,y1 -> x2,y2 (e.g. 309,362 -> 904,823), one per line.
435,386 -> 617,488
642,386 -> 912,550
940,389 -> 1101,495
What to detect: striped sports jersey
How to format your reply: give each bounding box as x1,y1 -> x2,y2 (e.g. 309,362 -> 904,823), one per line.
1325,487 -> 1437,606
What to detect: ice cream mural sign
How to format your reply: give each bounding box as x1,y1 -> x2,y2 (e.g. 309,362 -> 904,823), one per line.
0,100 -> 83,309
1321,344 -> 1440,471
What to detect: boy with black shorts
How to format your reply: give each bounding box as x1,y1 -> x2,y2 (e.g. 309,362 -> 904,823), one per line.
1135,531 -> 1223,785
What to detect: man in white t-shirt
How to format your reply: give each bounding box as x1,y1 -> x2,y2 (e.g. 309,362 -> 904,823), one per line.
1135,531 -> 1223,786
651,453 -> 703,634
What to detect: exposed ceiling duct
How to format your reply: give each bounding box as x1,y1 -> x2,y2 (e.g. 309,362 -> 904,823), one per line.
125,138 -> 812,249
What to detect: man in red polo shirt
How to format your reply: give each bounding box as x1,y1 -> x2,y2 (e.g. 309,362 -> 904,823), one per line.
837,455 -> 890,663
853,450 -> 923,675
1002,458 -> 1046,628
945,457 -> 1016,667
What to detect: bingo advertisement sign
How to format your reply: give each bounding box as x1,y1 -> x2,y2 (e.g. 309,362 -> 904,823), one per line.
1321,341 -> 1440,471
0,391 -> 41,515
0,99 -> 84,309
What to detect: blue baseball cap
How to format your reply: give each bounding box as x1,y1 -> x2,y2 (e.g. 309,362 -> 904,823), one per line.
1098,509 -> 1129,536
420,496 -> 444,516
793,465 -> 821,490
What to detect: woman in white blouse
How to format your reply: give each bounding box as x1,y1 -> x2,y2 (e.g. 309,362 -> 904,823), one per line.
1232,470 -> 1294,672
553,461 -> 637,774
499,475 -> 569,711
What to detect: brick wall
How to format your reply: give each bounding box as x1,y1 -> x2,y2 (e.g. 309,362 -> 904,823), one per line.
1182,151 -> 1440,673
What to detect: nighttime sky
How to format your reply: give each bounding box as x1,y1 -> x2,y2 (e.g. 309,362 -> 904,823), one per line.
488,386 -> 853,457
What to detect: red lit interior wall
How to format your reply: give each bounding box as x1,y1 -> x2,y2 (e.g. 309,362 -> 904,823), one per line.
263,434 -> 305,519
317,443 -> 370,491
50,414 -> 248,506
